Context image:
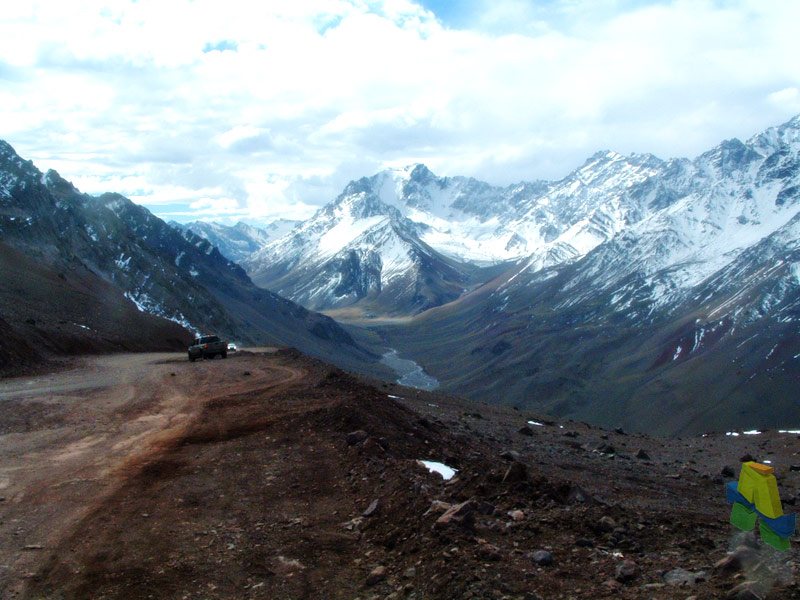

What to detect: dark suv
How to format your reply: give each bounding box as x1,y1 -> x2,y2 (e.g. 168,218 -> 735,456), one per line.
188,335 -> 228,361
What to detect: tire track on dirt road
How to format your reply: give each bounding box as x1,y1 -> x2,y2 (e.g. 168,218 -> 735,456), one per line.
0,351 -> 307,598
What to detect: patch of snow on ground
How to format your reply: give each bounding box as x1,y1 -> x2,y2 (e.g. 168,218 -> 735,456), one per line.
418,460 -> 457,480
115,254 -> 131,271
779,429 -> 800,434
743,430 -> 761,435
527,421 -> 544,426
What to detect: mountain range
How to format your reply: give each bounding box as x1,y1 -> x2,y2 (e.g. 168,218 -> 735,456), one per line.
242,116 -> 800,435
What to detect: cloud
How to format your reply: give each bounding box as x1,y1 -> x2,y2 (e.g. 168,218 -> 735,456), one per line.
1,0 -> 799,224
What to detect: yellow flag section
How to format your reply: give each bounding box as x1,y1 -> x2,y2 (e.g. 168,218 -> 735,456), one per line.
736,462 -> 783,519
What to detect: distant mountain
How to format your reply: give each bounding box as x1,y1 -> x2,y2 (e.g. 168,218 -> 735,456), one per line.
243,175 -> 488,315
170,219 -> 299,263
378,116 -> 800,435
0,141 -> 378,375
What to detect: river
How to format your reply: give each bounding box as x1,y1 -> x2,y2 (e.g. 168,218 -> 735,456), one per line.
380,349 -> 439,391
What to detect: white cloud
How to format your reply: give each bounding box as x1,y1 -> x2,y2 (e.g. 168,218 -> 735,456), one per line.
2,0 -> 799,224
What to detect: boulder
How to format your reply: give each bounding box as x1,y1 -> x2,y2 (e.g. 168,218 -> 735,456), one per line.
366,565 -> 387,586
434,501 -> 477,531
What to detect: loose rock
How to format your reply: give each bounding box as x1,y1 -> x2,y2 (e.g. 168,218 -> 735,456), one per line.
663,568 -> 708,586
434,501 -> 477,531
615,560 -> 637,582
500,450 -> 521,461
502,461 -> 527,483
423,500 -> 452,517
476,540 -> 502,561
346,430 -> 369,446
366,565 -> 387,586
363,499 -> 380,518
528,550 -> 553,566
726,581 -> 762,600
597,516 -> 617,533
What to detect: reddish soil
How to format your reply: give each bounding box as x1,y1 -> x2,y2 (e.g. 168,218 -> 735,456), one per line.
1,349 -> 798,599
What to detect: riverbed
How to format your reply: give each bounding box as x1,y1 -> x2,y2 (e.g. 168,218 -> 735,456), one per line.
380,349 -> 439,391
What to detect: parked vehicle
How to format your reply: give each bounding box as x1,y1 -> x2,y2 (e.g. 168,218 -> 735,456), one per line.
188,335 -> 228,361
227,342 -> 237,352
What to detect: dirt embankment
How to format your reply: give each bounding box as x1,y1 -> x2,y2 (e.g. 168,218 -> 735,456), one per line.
1,349 -> 799,599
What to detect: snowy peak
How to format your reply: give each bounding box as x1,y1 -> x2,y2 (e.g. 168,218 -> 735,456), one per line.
749,114 -> 800,157
244,170 -> 472,314
503,114 -> 800,326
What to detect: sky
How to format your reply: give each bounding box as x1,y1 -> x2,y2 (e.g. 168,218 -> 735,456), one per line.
2,0 -> 799,226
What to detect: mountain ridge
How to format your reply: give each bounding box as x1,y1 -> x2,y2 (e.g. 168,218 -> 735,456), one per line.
0,141 -> 382,376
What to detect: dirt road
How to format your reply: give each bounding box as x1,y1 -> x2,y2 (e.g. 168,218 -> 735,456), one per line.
0,350 -> 301,598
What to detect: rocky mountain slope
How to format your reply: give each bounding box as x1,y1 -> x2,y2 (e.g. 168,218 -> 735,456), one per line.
0,240 -> 191,376
0,141 -> 379,375
378,116 -> 800,435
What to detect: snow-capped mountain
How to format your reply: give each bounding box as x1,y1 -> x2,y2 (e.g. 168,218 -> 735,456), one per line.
244,175 -> 479,314
171,219 -> 299,263
505,117 -> 800,316
245,154 -> 665,314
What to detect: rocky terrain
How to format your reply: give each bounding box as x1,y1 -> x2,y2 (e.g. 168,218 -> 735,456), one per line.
2,349 -> 798,599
